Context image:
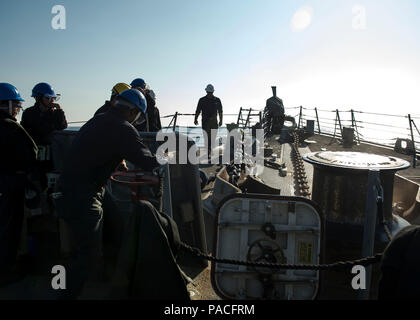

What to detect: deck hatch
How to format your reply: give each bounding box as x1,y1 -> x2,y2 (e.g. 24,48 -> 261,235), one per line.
212,194 -> 322,300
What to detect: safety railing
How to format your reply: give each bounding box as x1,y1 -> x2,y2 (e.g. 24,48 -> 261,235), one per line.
69,104 -> 420,168
294,106 -> 420,168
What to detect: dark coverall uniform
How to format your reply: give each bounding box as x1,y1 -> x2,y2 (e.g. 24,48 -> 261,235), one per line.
378,225 -> 420,299
264,96 -> 285,135
148,105 -> 162,133
0,110 -> 38,277
93,101 -> 113,117
21,103 -> 68,146
133,92 -> 162,154
21,103 -> 68,190
134,92 -> 162,133
55,108 -> 159,299
195,95 -> 223,157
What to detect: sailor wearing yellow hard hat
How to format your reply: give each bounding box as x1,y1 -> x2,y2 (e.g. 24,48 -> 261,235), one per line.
94,82 -> 131,116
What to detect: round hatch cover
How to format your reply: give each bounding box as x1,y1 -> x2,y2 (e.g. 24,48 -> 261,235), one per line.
303,151 -> 410,171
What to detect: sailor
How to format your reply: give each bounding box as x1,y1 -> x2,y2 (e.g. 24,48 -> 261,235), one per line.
378,225 -> 420,299
94,82 -> 131,116
21,82 -> 67,146
0,83 -> 38,285
130,78 -> 162,133
21,83 -> 67,191
55,88 -> 159,299
263,86 -> 285,135
130,78 -> 147,91
130,78 -> 148,130
144,88 -> 162,133
194,84 -> 223,159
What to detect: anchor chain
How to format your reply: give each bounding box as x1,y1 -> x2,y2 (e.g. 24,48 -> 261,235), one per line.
180,242 -> 382,271
290,130 -> 311,198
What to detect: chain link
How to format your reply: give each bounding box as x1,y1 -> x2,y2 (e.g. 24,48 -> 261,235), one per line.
290,130 -> 311,198
180,242 -> 382,270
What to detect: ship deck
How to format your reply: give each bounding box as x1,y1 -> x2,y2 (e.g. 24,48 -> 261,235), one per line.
0,132 -> 418,300
186,133 -> 420,300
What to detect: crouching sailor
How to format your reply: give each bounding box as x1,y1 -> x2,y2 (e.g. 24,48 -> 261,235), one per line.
55,89 -> 160,299
0,83 -> 38,286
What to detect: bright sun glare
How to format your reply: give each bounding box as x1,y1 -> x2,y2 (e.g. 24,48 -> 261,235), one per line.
291,6 -> 314,32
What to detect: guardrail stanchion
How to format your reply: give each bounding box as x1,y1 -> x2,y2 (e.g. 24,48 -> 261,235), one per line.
298,106 -> 302,129
336,109 -> 343,138
409,114 -> 416,168
173,112 -> 178,131
351,109 -> 361,145
315,107 -> 321,134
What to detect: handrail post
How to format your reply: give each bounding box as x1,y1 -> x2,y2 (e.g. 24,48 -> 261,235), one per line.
315,107 -> 321,134
245,108 -> 252,128
298,106 -> 302,129
336,109 -> 343,138
237,107 -> 242,126
351,109 -> 361,145
409,114 -> 416,168
167,113 -> 175,129
173,112 -> 178,131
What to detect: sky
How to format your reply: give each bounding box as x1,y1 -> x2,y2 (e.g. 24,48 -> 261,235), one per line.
1,0 -> 420,126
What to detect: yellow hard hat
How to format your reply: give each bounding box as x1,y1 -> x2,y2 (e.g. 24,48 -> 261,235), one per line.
111,83 -> 131,96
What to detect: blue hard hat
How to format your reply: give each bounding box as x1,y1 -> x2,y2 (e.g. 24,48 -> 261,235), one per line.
31,82 -> 57,98
130,78 -> 146,89
118,89 -> 147,114
0,83 -> 24,102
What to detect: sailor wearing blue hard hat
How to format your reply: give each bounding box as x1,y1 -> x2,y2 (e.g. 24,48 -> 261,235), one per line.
129,78 -> 162,133
116,88 -> 148,120
55,88 -> 160,299
0,83 -> 38,286
0,82 -> 24,119
21,82 -> 67,145
129,78 -> 148,130
20,82 -> 68,194
130,78 -> 146,90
